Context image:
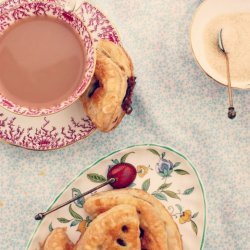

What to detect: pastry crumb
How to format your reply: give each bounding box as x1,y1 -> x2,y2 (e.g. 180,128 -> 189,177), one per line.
38,169 -> 47,176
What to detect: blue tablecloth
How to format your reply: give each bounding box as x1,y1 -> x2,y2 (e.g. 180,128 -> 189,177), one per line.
0,0 -> 249,249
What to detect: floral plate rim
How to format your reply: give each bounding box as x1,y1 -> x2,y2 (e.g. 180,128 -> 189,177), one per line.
26,143 -> 207,250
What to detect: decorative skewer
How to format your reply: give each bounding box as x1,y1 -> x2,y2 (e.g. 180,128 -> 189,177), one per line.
35,163 -> 137,220
35,178 -> 115,220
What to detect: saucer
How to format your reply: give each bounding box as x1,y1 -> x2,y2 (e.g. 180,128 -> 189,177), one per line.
0,0 -> 121,150
190,0 -> 250,89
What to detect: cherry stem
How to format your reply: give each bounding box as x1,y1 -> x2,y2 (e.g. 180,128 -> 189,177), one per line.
34,178 -> 116,220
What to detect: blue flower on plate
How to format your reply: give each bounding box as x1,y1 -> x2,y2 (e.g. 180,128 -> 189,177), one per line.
156,158 -> 175,177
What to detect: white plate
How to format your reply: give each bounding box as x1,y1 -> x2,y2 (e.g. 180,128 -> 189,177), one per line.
0,0 -> 121,150
27,144 -> 207,250
190,0 -> 250,89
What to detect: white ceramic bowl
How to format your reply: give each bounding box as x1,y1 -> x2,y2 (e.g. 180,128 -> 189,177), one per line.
190,0 -> 250,89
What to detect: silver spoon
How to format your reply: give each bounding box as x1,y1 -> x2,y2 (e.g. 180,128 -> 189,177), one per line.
218,28 -> 236,119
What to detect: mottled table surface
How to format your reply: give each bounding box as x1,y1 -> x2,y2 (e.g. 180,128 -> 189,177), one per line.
0,0 -> 249,249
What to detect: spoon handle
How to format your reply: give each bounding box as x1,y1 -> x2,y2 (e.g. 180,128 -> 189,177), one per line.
225,54 -> 236,119
34,178 -> 115,220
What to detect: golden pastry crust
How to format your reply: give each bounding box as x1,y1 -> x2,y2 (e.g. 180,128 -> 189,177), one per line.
93,189 -> 183,250
43,228 -> 74,250
75,205 -> 141,250
82,50 -> 127,132
84,192 -> 169,250
82,40 -> 135,132
97,39 -> 134,77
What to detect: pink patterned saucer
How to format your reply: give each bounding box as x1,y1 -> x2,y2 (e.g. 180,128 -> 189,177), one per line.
0,0 -> 121,150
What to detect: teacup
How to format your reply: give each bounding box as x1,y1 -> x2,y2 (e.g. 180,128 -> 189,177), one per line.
0,1 -> 95,116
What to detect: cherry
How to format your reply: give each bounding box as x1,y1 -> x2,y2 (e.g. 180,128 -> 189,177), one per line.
107,163 -> 137,189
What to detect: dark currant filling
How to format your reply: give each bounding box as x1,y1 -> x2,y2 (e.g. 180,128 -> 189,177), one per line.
139,227 -> 145,238
88,77 -> 136,115
122,225 -> 129,233
88,80 -> 100,98
117,238 -> 126,246
122,76 -> 136,114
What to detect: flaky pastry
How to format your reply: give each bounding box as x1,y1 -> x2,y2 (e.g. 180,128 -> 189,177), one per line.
90,188 -> 183,250
43,227 -> 74,250
75,204 -> 140,250
97,39 -> 133,77
84,192 -> 170,250
81,40 -> 135,132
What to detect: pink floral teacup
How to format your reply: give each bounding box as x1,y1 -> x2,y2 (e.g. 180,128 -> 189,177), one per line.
0,1 -> 95,116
